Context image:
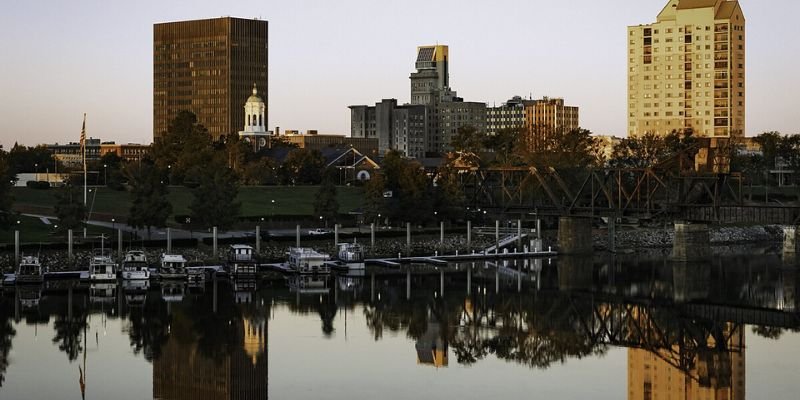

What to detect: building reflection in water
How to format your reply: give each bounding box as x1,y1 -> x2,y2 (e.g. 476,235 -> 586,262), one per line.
152,282 -> 268,400
415,310 -> 448,368
628,324 -> 745,400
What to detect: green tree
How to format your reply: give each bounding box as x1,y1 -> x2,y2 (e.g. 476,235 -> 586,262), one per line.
96,152 -> 125,190
53,183 -> 86,231
282,149 -> 326,185
522,127 -> 600,169
608,132 -> 669,169
189,162 -> 241,231
150,111 -> 215,184
126,159 -> 172,239
0,155 -> 13,231
313,170 -> 340,224
241,157 -> 279,185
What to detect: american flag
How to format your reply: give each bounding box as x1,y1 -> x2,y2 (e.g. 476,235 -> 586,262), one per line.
80,113 -> 86,155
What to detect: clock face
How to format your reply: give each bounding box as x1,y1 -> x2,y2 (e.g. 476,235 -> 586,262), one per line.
244,137 -> 252,144
258,138 -> 267,147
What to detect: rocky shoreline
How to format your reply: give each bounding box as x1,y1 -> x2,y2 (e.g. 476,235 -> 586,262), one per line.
590,224 -> 786,250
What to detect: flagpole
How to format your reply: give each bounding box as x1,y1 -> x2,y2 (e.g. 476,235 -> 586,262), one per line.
82,114 -> 87,239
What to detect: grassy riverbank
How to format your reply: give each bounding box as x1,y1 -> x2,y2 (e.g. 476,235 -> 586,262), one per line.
11,186 -> 366,219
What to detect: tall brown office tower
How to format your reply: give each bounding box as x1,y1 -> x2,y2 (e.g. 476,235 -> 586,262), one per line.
154,17 -> 268,142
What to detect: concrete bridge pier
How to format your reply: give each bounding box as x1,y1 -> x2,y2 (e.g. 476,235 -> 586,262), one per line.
558,217 -> 593,255
673,262 -> 711,303
557,256 -> 593,291
671,223 -> 710,262
783,227 -> 799,263
782,269 -> 797,312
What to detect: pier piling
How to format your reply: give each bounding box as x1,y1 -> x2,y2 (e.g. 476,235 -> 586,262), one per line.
467,221 -> 472,249
14,231 -> 19,266
118,229 -> 123,259
212,227 -> 218,257
167,228 -> 172,253
406,223 -> 411,253
370,223 -> 375,250
68,229 -> 73,259
296,225 -> 301,247
256,226 -> 261,253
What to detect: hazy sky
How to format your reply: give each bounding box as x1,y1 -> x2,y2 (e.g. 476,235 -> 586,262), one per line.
0,0 -> 798,148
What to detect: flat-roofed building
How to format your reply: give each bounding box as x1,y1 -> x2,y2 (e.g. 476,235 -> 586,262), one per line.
154,17 -> 268,142
281,132 -> 379,157
628,0 -> 745,138
524,97 -> 580,149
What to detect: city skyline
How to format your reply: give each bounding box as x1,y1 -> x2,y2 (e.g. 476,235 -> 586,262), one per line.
1,0 -> 798,148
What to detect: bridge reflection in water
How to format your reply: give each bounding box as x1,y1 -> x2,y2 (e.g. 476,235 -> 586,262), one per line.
0,252 -> 797,399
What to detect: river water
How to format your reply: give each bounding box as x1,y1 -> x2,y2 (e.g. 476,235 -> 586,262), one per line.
1,252 -> 799,399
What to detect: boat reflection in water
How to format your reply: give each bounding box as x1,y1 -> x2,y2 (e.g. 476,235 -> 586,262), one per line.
122,280 -> 149,307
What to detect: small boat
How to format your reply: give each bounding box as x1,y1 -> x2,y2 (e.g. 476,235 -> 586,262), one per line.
16,255 -> 45,284
333,243 -> 366,271
227,244 -> 258,277
90,250 -> 118,282
286,247 -> 330,274
159,254 -> 188,280
121,250 -> 150,280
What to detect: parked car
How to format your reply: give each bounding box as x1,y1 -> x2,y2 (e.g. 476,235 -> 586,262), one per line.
308,228 -> 332,236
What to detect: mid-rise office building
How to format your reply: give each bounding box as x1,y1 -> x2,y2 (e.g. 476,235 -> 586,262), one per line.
628,0 -> 745,138
524,97 -> 580,149
487,96 -> 527,135
350,45 -> 486,158
154,17 -> 268,142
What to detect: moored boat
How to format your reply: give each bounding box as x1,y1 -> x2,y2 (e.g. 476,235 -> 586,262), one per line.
90,250 -> 118,282
286,247 -> 330,274
333,243 -> 366,271
16,255 -> 45,284
121,250 -> 150,280
227,244 -> 258,277
159,254 -> 188,280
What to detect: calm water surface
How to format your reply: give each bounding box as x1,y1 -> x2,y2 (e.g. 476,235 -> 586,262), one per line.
1,253 -> 799,399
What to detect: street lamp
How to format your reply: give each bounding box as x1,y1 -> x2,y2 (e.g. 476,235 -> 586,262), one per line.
111,218 -> 116,231
103,164 -> 107,186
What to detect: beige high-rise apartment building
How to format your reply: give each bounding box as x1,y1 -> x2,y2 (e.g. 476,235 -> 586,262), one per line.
628,0 -> 745,138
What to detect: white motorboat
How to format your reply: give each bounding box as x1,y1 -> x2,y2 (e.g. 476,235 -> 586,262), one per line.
159,254 -> 188,280
90,250 -> 118,282
121,250 -> 150,280
16,255 -> 45,284
286,247 -> 330,274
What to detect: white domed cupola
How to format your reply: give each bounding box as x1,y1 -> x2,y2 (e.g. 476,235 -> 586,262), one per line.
239,83 -> 269,150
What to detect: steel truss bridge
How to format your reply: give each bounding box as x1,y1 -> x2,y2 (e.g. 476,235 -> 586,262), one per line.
454,165 -> 800,224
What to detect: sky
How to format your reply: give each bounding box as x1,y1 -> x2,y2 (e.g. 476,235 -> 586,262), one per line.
0,0 -> 798,148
